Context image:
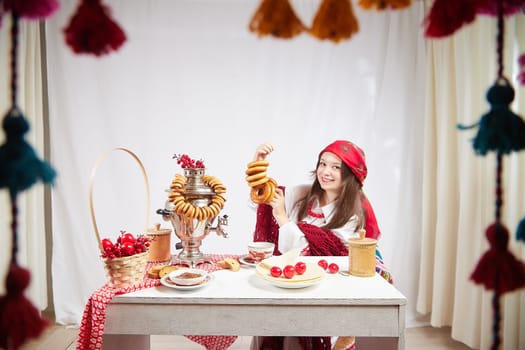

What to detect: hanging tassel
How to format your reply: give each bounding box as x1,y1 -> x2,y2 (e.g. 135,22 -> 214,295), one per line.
0,264 -> 50,350
423,0 -> 478,38
4,0 -> 59,19
475,0 -> 525,16
63,0 -> 126,56
518,53 -> 525,86
457,79 -> 525,155
471,223 -> 525,293
0,110 -> 57,195
358,0 -> 412,10
248,0 -> 306,39
516,217 -> 525,242
309,0 -> 359,43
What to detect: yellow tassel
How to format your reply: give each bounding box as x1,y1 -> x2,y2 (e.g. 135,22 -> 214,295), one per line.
309,0 -> 359,43
358,0 -> 412,10
248,0 -> 306,39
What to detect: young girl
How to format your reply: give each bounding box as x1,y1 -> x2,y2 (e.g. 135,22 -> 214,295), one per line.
250,140 -> 388,350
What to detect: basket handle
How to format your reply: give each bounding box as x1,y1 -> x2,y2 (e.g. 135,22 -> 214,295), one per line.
89,147 -> 151,252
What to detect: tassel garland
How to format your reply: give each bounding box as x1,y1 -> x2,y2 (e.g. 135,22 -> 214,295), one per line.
309,0 -> 359,43
248,0 -> 306,39
63,0 -> 127,56
0,11 -> 56,349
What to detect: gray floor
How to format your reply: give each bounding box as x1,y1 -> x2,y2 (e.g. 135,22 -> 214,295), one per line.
21,325 -> 472,349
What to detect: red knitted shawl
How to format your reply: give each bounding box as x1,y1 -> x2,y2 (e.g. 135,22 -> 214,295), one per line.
254,202 -> 349,256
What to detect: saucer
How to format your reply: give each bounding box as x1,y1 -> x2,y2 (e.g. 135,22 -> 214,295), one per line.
160,273 -> 214,291
239,255 -> 259,267
255,262 -> 325,289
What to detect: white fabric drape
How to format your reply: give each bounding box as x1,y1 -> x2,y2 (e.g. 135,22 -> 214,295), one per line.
44,0 -> 427,328
417,11 -> 525,350
0,18 -> 48,310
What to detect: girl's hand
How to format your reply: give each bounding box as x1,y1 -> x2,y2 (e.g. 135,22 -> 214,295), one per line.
253,143 -> 274,161
269,187 -> 289,227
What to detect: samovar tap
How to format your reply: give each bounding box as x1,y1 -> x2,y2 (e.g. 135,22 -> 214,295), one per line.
207,214 -> 229,238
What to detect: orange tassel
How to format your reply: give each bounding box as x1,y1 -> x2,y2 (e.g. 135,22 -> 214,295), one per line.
309,0 -> 359,43
358,0 -> 412,10
248,0 -> 306,39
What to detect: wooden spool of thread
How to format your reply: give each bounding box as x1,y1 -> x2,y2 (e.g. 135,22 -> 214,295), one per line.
348,229 -> 377,277
146,223 -> 172,263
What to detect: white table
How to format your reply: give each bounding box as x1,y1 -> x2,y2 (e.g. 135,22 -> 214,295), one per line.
103,256 -> 406,349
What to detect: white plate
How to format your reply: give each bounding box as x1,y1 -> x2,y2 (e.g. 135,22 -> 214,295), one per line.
239,255 -> 258,267
160,273 -> 214,291
168,268 -> 208,286
255,262 -> 325,289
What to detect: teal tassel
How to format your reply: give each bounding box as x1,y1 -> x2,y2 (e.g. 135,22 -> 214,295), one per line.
0,109 -> 56,197
457,79 -> 525,155
517,217 -> 525,243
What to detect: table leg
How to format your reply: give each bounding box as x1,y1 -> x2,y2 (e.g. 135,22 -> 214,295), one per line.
102,334 -> 150,350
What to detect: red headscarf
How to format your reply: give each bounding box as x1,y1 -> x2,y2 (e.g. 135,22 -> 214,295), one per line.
321,140 -> 367,185
321,140 -> 381,239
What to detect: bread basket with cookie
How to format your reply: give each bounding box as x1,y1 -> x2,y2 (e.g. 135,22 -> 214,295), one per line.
89,147 -> 151,288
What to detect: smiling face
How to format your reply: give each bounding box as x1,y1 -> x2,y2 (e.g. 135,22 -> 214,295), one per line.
316,151 -> 343,199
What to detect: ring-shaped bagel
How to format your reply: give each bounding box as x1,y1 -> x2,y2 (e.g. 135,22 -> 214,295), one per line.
245,165 -> 268,175
247,160 -> 270,168
246,171 -> 267,183
248,176 -> 270,188
250,179 -> 276,204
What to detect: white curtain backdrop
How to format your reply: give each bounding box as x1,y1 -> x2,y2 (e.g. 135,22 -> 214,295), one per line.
417,12 -> 525,350
0,18 -> 48,310
45,0 -> 427,329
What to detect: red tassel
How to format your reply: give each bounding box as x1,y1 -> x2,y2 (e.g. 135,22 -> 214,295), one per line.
0,264 -> 50,350
63,0 -> 126,56
470,223 -> 525,294
475,0 -> 525,16
423,0 -> 478,38
4,0 -> 60,19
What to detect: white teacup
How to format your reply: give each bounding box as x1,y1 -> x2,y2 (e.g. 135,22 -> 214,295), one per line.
247,241 -> 275,262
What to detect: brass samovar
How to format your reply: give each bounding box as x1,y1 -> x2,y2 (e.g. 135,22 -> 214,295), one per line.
157,167 -> 228,267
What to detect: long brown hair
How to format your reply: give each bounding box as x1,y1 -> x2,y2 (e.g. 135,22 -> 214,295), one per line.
294,156 -> 364,230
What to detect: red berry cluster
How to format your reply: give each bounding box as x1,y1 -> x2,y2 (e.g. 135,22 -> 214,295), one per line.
172,154 -> 205,169
100,231 -> 150,259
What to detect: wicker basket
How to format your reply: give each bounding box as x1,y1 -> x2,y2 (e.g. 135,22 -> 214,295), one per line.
102,251 -> 149,288
89,147 -> 151,288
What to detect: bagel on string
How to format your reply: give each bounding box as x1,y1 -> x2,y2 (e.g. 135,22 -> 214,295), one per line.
168,174 -> 226,220
245,160 -> 277,204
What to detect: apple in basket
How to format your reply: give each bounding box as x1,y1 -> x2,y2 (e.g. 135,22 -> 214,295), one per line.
100,230 -> 150,259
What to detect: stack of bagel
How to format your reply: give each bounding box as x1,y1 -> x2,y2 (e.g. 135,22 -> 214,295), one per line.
245,160 -> 277,204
